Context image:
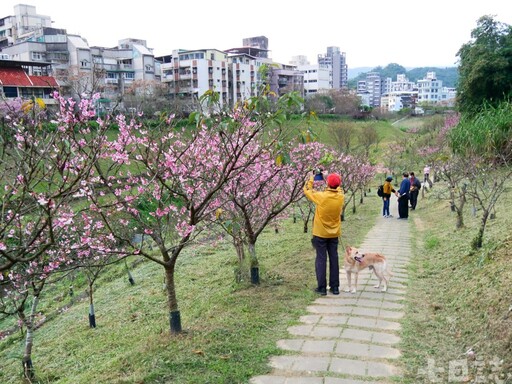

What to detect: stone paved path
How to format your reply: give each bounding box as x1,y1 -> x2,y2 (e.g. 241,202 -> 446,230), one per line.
250,197 -> 411,384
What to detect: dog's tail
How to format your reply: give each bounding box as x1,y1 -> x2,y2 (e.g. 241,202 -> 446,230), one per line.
385,264 -> 393,279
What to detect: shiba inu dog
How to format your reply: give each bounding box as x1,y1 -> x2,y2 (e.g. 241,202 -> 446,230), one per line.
344,246 -> 390,293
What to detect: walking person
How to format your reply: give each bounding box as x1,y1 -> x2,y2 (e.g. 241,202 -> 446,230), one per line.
409,172 -> 422,210
303,172 -> 344,295
423,164 -> 433,188
382,176 -> 396,218
423,165 -> 430,183
396,172 -> 411,219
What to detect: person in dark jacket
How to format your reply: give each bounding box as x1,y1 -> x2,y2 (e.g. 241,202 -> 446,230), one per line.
409,171 -> 422,210
382,176 -> 396,218
397,172 -> 411,219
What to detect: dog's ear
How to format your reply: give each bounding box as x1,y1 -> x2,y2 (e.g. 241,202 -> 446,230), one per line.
346,246 -> 351,254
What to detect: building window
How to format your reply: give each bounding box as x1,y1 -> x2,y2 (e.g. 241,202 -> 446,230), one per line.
3,86 -> 18,98
31,52 -> 43,60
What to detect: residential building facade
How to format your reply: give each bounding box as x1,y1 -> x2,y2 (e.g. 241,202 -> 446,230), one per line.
318,46 -> 348,89
357,72 -> 383,108
0,4 -> 52,48
298,64 -> 331,96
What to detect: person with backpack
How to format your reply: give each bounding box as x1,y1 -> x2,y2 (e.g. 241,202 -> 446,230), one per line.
381,176 -> 396,218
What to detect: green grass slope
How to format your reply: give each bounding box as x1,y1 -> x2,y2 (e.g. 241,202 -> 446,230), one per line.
0,198 -> 379,384
399,180 -> 512,382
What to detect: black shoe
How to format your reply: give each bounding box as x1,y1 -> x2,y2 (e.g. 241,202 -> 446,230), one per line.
314,288 -> 327,296
330,287 -> 340,295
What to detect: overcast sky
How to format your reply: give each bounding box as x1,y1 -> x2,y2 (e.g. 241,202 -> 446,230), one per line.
2,1 -> 511,68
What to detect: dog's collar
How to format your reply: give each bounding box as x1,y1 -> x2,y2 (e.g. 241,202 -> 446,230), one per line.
354,254 -> 365,263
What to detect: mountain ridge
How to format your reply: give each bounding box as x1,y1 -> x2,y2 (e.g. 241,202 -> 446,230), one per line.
348,64 -> 458,88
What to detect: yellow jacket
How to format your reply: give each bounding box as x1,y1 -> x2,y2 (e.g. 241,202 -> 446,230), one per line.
303,178 -> 344,238
383,181 -> 395,195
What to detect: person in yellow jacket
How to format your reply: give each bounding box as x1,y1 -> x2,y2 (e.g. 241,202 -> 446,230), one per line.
303,172 -> 344,295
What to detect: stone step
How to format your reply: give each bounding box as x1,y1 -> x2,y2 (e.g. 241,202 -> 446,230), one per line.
250,376 -> 388,384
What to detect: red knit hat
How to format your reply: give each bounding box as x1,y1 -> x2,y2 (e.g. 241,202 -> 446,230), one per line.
326,173 -> 341,188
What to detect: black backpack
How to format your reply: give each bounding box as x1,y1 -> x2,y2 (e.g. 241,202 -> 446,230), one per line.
377,185 -> 384,197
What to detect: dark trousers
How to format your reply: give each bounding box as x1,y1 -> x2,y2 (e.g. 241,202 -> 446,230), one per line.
312,236 -> 340,290
398,195 -> 409,218
410,190 -> 419,209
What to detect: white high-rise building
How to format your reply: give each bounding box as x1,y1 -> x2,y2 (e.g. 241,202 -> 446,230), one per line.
317,47 -> 348,89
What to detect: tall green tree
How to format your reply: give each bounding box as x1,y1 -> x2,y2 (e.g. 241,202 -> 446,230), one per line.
456,15 -> 512,114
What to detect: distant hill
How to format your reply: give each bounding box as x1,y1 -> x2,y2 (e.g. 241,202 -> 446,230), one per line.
347,63 -> 458,88
347,67 -> 373,80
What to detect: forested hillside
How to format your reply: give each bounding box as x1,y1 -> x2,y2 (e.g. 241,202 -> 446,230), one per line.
348,63 -> 458,88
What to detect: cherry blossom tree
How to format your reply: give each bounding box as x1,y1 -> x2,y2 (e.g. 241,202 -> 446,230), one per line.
0,94 -> 108,274
324,151 -> 376,220
89,91 -> 305,333
0,208 -> 115,380
216,141 -> 327,283
0,93 -> 133,378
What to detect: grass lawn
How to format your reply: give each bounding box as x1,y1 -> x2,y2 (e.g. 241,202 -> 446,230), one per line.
0,194 -> 379,384
398,179 -> 512,383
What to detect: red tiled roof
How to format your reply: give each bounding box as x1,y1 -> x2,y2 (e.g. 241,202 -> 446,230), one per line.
0,68 -> 58,87
0,67 -> 32,86
29,75 -> 59,87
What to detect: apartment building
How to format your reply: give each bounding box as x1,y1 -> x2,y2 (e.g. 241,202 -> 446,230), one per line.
298,64 -> 331,96
357,72 -> 383,108
380,74 -> 417,112
318,46 -> 348,89
417,71 -> 442,104
242,36 -> 269,59
0,7 -> 306,112
0,4 -> 52,48
161,48 -> 231,109
267,63 -> 304,98
379,72 -> 456,112
228,40 -> 304,99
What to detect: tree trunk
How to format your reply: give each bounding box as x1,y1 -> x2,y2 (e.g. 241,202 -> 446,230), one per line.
455,208 -> 464,229
450,186 -> 455,212
22,296 -> 39,380
455,196 -> 466,229
125,260 -> 135,285
164,265 -> 182,334
472,210 -> 490,249
88,284 -> 96,328
233,238 -> 246,283
248,242 -> 260,285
